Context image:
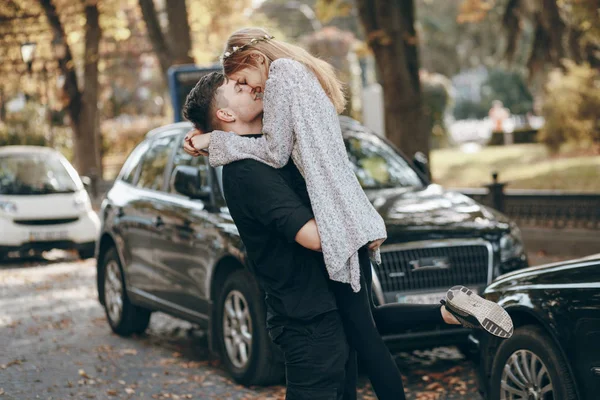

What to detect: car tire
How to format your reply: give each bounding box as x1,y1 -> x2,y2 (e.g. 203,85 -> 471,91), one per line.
489,324 -> 576,400
78,248 -> 95,260
99,247 -> 151,336
457,341 -> 477,360
215,269 -> 284,386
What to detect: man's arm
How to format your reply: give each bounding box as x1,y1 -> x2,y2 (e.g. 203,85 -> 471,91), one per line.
295,219 -> 321,252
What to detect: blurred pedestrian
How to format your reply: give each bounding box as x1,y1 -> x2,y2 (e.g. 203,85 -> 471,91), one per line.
489,100 -> 513,145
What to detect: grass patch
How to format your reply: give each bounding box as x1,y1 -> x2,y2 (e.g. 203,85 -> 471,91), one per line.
431,144 -> 600,192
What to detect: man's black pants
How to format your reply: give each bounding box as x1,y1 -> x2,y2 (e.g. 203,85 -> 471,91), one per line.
268,310 -> 352,400
268,248 -> 445,400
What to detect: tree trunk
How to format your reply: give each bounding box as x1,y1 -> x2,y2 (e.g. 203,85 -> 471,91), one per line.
139,0 -> 172,83
39,0 -> 102,178
81,3 -> 103,179
166,0 -> 194,65
356,0 -> 428,160
39,0 -> 81,123
0,88 -> 6,122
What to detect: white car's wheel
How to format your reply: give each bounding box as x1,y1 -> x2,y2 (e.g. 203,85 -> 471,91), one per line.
78,247 -> 95,260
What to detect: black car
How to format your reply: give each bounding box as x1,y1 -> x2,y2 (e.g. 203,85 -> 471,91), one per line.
95,116 -> 528,385
474,254 -> 600,400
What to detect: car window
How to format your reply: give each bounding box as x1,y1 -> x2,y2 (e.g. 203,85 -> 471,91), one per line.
0,153 -> 78,195
344,133 -> 424,190
169,138 -> 210,194
136,135 -> 178,191
120,141 -> 150,184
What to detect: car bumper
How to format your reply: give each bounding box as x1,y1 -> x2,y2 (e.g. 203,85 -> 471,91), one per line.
0,240 -> 96,255
0,210 -> 100,250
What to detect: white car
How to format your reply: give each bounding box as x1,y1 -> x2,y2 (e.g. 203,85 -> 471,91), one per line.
0,146 -> 100,260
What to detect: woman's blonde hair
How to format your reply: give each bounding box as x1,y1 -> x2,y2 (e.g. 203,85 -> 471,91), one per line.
222,27 -> 346,114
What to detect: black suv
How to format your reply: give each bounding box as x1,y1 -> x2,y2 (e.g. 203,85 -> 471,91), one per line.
96,116 -> 528,385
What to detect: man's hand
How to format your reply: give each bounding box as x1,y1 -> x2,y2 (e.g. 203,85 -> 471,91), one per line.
183,129 -> 209,157
368,238 -> 385,251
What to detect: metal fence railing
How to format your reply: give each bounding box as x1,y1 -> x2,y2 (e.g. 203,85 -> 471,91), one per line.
455,174 -> 600,230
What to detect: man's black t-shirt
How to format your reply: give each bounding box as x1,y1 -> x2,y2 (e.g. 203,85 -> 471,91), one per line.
222,143 -> 337,326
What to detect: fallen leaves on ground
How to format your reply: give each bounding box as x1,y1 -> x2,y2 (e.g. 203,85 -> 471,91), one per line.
415,392 -> 443,400
78,369 -> 92,379
6,320 -> 21,328
151,393 -> 193,399
0,359 -> 23,369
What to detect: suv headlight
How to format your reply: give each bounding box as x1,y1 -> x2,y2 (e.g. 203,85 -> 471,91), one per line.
500,223 -> 524,262
0,200 -> 18,215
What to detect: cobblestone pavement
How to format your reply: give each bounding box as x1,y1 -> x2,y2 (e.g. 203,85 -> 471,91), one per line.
0,252 -> 573,400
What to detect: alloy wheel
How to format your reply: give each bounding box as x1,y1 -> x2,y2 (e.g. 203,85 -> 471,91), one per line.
500,349 -> 554,400
222,290 -> 253,369
104,259 -> 124,324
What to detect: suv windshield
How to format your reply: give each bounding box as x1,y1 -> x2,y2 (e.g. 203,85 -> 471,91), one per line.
0,154 -> 78,195
344,133 -> 424,190
212,132 -> 426,198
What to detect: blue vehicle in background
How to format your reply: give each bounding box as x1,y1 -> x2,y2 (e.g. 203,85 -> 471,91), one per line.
168,64 -> 221,123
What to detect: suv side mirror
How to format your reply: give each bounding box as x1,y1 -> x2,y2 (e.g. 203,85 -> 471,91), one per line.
171,165 -> 211,201
413,152 -> 431,182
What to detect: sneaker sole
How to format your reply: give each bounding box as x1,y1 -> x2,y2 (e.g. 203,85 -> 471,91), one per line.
446,286 -> 514,338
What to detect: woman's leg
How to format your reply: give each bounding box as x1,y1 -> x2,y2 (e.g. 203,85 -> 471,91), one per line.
362,253 -> 455,335
373,303 -> 445,335
365,265 -> 446,334
330,249 -> 407,400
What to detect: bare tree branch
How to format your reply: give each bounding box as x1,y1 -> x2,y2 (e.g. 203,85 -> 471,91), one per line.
38,0 -> 81,122
138,0 -> 172,80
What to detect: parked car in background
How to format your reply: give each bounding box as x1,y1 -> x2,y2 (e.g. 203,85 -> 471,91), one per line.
474,254 -> 600,400
0,146 -> 99,260
96,116 -> 529,385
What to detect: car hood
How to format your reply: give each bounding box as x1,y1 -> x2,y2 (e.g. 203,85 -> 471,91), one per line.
1,192 -> 84,219
485,255 -> 600,293
366,184 -> 511,234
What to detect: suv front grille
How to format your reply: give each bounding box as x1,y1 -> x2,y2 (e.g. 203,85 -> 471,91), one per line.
375,240 -> 491,293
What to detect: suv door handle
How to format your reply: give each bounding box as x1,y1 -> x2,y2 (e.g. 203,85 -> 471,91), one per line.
154,216 -> 165,228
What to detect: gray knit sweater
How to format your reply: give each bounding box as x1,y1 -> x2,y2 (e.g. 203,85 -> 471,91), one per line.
208,58 -> 387,292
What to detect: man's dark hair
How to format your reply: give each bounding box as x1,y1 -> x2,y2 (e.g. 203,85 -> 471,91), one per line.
183,71 -> 226,132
